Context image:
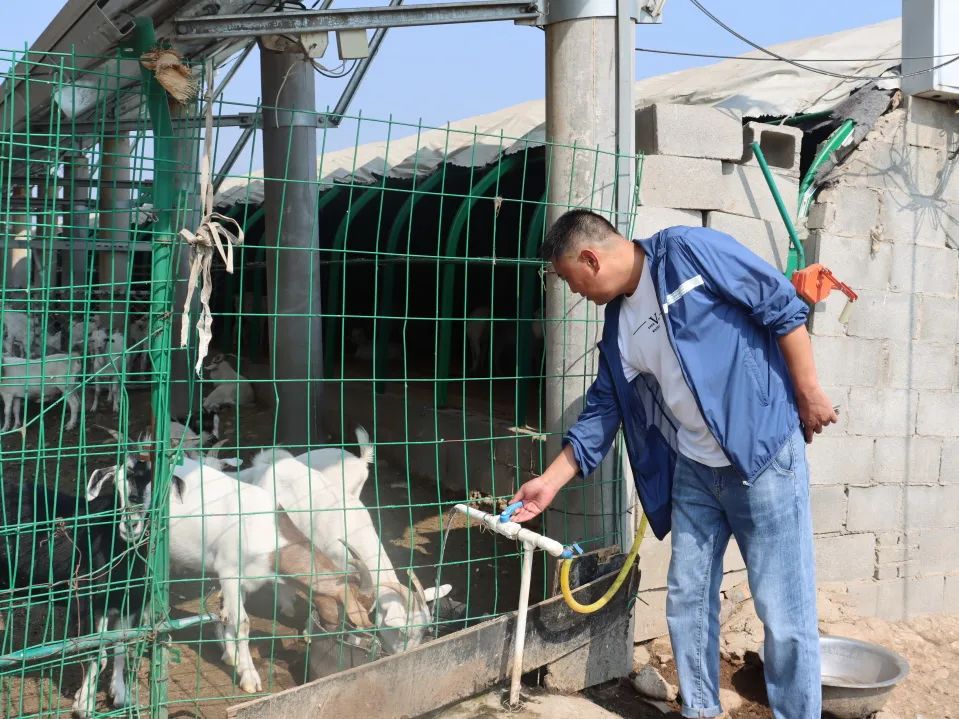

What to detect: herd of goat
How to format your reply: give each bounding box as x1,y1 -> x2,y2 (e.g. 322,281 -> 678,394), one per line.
0,310 -> 456,716
2,422 -> 453,716
0,302 -> 548,715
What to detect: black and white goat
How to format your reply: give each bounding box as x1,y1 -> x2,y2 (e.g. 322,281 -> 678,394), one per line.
0,446 -> 153,717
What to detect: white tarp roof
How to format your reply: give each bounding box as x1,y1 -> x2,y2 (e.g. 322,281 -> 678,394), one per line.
217,18 -> 902,206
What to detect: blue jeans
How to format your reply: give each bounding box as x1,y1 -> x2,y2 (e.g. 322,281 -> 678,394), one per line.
665,428 -> 821,719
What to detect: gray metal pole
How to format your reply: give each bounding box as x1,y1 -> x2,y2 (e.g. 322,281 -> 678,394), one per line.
543,13 -> 619,553
65,154 -> 91,304
8,185 -> 30,290
99,134 -> 133,327
260,45 -> 323,448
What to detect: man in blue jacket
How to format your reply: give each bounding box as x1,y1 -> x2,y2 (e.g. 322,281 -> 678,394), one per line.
510,210 -> 837,719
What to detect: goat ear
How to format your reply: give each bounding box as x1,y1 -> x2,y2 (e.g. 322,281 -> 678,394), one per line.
171,475 -> 186,502
86,468 -> 115,501
422,584 -> 452,604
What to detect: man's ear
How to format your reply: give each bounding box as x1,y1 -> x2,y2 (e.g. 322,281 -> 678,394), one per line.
580,248 -> 600,272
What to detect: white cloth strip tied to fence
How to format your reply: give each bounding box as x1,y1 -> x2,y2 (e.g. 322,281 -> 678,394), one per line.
179,59 -> 244,376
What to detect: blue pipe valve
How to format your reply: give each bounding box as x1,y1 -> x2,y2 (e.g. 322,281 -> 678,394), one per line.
498,501 -> 583,559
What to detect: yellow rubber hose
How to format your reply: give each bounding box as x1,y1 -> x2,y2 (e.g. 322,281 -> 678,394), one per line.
560,513 -> 648,614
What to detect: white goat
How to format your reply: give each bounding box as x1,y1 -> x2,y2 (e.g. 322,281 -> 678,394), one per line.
169,456 -> 374,693
0,354 -> 82,431
2,311 -> 63,358
202,353 -> 255,413
89,328 -> 125,413
126,316 -> 150,374
236,428 -> 441,654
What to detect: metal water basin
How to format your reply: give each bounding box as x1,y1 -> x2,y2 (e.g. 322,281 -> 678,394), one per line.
760,635 -> 909,719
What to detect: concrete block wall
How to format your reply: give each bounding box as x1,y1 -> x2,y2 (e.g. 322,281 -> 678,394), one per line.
634,104 -> 797,272
631,98 -> 959,640
804,96 -> 959,621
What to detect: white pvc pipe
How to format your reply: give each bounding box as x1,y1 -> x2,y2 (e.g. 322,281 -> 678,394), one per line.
453,503 -> 568,709
509,541 -> 534,708
453,504 -> 567,558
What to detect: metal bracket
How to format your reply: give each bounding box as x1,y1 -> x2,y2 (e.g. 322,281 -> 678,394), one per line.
261,109 -> 330,128
528,0 -> 664,25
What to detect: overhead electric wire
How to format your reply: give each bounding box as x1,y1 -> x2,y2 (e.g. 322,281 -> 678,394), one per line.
687,0 -> 959,81
636,46 -> 959,63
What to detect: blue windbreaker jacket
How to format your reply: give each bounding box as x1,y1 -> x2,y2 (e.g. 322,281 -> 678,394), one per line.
563,226 -> 809,540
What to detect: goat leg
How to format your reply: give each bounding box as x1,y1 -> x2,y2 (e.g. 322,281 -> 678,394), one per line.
218,577 -> 261,693
73,613 -> 110,719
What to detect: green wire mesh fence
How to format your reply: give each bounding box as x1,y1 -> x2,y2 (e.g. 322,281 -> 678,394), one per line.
0,39 -> 639,718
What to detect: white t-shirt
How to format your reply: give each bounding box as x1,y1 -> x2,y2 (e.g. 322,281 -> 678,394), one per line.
618,260 -> 730,467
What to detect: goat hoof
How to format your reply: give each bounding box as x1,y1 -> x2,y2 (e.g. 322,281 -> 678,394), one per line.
239,671 -> 262,694
110,681 -> 127,707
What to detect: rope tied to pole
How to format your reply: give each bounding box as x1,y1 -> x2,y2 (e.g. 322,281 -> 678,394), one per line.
179,59 -> 244,376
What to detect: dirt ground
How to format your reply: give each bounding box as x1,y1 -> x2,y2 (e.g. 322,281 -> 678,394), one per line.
588,610 -> 959,719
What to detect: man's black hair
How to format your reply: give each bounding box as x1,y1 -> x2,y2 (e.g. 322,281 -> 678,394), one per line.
539,209 -> 619,261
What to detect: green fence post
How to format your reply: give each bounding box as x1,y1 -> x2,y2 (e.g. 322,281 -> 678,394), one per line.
126,17 -> 179,719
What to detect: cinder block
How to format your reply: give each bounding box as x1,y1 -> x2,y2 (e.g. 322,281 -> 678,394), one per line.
631,206 -> 702,239
638,155 -> 725,210
917,391 -> 959,437
806,231 -> 893,292
916,295 -> 958,344
815,533 -> 876,582
634,589 -> 668,641
704,211 -> 788,270
806,435 -> 873,485
635,103 -> 743,161
875,559 -> 920,581
880,187 -> 959,247
807,185 -> 882,238
846,575 -> 945,619
847,387 -> 918,437
808,292 -> 852,337
844,290 -> 917,341
638,534 -> 671,591
721,569 -> 748,592
846,485 -> 901,533
918,528 -> 959,574
719,162 -> 798,222
875,532 -> 918,565
811,485 -> 846,534
873,436 -> 943,485
884,341 -> 956,391
945,573 -> 959,612
903,485 -> 959,528
890,243 -> 958,296
906,96 -> 954,151
811,335 -> 886,388
942,440 -> 959,484
740,121 -> 803,178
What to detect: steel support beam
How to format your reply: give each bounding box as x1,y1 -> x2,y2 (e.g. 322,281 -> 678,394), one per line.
176,1 -> 538,40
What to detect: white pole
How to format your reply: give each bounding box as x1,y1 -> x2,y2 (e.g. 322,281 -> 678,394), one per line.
509,541 -> 535,708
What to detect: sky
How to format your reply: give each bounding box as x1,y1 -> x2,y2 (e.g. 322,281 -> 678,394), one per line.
1,1 -> 904,170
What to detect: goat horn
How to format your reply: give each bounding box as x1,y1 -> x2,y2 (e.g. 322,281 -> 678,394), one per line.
339,540 -> 374,594
209,437 -> 229,457
408,570 -> 430,615
96,424 -> 126,444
